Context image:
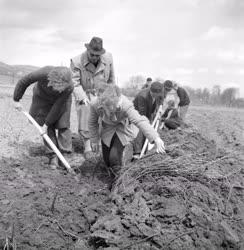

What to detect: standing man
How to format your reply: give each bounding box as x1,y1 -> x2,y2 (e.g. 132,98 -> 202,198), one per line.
13,66 -> 74,169
133,81 -> 164,158
142,77 -> 153,89
163,80 -> 190,122
70,37 -> 115,158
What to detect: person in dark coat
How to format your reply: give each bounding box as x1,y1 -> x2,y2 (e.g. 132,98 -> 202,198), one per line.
163,80 -> 190,122
133,81 -> 164,159
160,100 -> 182,130
13,66 -> 74,169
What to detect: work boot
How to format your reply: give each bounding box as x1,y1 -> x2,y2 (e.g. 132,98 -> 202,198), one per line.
48,156 -> 59,170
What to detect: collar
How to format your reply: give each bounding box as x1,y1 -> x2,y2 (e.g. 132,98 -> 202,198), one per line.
83,51 -> 106,67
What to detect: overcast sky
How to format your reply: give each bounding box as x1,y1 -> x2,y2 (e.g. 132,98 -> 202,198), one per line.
0,0 -> 244,96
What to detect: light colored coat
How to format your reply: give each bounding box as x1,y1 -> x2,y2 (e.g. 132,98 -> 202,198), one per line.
89,95 -> 159,147
70,51 -> 115,101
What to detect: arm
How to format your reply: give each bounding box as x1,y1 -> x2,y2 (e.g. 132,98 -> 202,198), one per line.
178,88 -> 190,106
13,67 -> 50,101
88,104 -> 100,144
70,59 -> 88,102
45,86 -> 73,126
123,99 -> 158,143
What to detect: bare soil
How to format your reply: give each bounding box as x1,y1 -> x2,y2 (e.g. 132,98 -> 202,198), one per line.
0,96 -> 244,250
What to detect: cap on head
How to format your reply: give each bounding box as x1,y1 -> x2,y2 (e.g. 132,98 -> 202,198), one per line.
150,81 -> 163,93
85,37 -> 106,55
146,77 -> 152,82
164,80 -> 173,91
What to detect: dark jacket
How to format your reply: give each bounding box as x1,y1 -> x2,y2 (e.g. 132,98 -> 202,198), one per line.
13,66 -> 74,128
177,87 -> 190,106
162,108 -> 182,129
133,88 -> 162,121
162,108 -> 181,122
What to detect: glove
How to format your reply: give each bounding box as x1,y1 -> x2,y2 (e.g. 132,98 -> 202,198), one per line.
154,137 -> 165,154
14,101 -> 23,111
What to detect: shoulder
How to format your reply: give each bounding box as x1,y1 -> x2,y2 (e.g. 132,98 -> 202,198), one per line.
101,52 -> 113,64
177,86 -> 186,93
138,88 -> 149,98
120,95 -> 134,110
71,52 -> 86,67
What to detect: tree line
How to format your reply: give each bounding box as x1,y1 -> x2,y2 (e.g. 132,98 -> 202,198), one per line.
121,75 -> 244,108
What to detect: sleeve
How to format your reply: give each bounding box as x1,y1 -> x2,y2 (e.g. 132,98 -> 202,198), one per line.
13,67 -> 49,101
70,59 -> 87,101
124,99 -> 159,143
178,88 -> 190,106
107,55 -> 115,84
88,104 -> 100,143
133,95 -> 147,116
183,89 -> 190,105
45,86 -> 73,126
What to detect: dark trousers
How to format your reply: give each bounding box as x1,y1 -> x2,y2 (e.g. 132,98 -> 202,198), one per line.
101,133 -> 124,169
44,126 -> 72,157
164,119 -> 181,130
133,130 -> 145,155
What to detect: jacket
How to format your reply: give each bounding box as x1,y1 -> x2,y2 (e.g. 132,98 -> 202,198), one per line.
13,66 -> 73,128
89,95 -> 159,147
133,88 -> 162,121
177,87 -> 190,106
70,51 -> 115,101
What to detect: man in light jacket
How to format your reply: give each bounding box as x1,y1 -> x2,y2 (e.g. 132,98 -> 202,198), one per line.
70,37 -> 115,158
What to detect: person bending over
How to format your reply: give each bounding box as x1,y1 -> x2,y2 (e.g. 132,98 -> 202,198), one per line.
160,100 -> 182,130
13,66 -> 74,169
88,85 -> 165,178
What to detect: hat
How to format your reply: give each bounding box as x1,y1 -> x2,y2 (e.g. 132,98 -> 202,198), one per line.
164,80 -> 173,91
150,81 -> 163,93
85,37 -> 106,55
146,77 -> 152,82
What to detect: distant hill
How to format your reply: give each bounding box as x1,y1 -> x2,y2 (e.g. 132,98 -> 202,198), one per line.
0,61 -> 39,77
0,61 -> 39,85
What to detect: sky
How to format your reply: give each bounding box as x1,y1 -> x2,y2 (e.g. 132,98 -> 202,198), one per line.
0,0 -> 244,96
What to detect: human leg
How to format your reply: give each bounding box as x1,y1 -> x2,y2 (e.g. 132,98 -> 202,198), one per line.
164,119 -> 181,130
44,126 -> 59,168
77,103 -> 92,156
179,105 -> 189,122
